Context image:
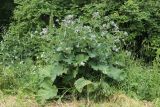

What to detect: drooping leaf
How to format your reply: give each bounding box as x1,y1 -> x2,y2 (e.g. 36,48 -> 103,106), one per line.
74,77 -> 92,93
87,82 -> 99,93
63,54 -> 75,64
51,64 -> 68,81
39,65 -> 52,81
156,48 -> 160,55
75,54 -> 89,66
39,64 -> 68,82
90,63 -> 125,81
107,67 -> 125,81
37,80 -> 58,103
73,67 -> 78,78
91,63 -> 109,74
88,51 -> 96,58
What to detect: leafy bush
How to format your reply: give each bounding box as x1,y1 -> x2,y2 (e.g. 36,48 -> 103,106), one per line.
1,0 -> 160,105
76,0 -> 160,61
35,14 -> 128,103
3,0 -> 160,61
110,0 -> 160,61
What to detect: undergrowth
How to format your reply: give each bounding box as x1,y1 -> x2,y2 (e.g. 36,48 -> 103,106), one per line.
0,13 -> 160,105
0,0 -> 160,106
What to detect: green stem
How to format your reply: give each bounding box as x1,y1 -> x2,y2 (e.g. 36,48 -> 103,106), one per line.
49,11 -> 54,32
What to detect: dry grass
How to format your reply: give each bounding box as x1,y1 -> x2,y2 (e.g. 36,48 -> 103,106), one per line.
47,94 -> 154,107
0,95 -> 39,107
0,93 -> 156,107
105,94 -> 154,107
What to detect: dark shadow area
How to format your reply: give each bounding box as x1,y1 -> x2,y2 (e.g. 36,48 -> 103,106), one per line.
0,0 -> 15,40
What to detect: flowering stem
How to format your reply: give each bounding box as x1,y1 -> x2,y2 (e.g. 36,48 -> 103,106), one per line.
49,11 -> 54,33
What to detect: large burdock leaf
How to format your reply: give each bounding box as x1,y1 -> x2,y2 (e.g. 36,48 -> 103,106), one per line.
75,54 -> 89,66
39,65 -> 52,81
157,48 -> 160,55
38,86 -> 58,100
74,77 -> 92,93
91,64 -> 109,74
37,64 -> 67,103
87,82 -> 99,93
107,67 -> 125,81
90,63 -> 125,81
39,64 -> 68,82
37,80 -> 58,103
51,64 -> 68,81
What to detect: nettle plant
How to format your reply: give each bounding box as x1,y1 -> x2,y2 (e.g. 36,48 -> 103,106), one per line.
37,13 -> 128,103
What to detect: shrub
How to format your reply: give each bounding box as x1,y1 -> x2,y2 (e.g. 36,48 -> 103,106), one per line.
3,0 -> 160,61
1,0 -> 160,105
35,14 -> 129,103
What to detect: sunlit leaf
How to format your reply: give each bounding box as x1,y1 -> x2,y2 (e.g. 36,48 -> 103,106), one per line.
51,64 -> 68,81
37,80 -> 58,103
75,54 -> 89,66
74,77 -> 92,93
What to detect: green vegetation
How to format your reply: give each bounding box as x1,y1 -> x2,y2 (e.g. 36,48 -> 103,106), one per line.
0,0 -> 160,106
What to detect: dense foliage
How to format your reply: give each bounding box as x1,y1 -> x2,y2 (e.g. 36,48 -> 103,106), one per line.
0,0 -> 160,105
1,0 -> 160,60
36,14 -> 129,103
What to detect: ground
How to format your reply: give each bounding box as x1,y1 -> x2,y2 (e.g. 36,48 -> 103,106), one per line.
0,93 -> 155,107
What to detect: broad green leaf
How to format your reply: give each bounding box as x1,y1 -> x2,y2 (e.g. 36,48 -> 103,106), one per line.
90,63 -> 125,81
51,64 -> 68,81
75,54 -> 89,66
39,65 -> 52,80
63,54 -> 75,64
39,64 -> 68,82
87,82 -> 99,93
37,80 -> 58,103
39,78 -> 53,88
156,48 -> 160,55
74,77 -> 92,93
114,61 -> 125,67
73,68 -> 78,78
88,51 -> 96,58
91,64 -> 109,74
37,86 -> 58,100
52,53 -> 63,62
107,67 -> 125,81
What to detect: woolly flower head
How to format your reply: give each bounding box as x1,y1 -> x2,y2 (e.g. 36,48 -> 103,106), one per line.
74,26 -> 82,33
101,31 -> 108,36
83,26 -> 92,32
92,12 -> 100,18
65,15 -> 74,20
62,15 -> 75,26
110,21 -> 116,26
40,28 -> 48,36
124,32 -> 128,36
